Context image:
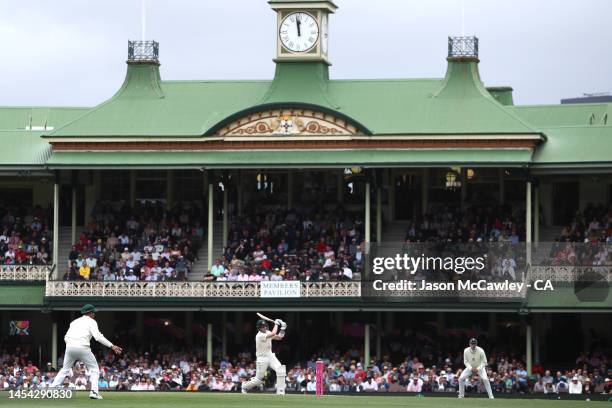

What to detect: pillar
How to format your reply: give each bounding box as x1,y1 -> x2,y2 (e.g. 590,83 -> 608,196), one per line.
166,170 -> 174,210
53,181 -> 60,279
526,181 -> 532,266
364,323 -> 370,367
207,323 -> 213,365
421,169 -> 429,215
287,171 -> 293,210
526,323 -> 532,374
208,183 -> 214,272
223,187 -> 228,246
534,186 -> 540,243
365,182 -> 371,243
129,170 -> 136,207
71,185 -> 77,245
376,187 -> 382,243
51,322 -> 58,369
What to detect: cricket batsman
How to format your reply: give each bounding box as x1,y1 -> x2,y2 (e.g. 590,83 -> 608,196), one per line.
241,317 -> 287,395
458,338 -> 494,399
50,304 -> 123,399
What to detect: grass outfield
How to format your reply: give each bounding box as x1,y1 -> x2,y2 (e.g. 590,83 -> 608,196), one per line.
1,392 -> 607,408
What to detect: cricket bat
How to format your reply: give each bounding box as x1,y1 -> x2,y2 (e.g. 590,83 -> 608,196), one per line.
256,312 -> 276,323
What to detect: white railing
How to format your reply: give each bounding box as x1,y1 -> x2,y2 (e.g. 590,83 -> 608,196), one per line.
0,265 -> 52,281
45,280 -> 362,298
530,265 -> 611,282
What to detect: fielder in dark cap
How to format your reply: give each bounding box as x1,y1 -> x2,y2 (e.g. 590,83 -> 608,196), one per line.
50,304 -> 123,399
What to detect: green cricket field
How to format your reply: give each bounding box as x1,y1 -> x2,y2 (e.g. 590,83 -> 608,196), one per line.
1,392 -> 608,407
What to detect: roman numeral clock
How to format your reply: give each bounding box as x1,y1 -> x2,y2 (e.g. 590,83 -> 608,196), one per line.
270,0 -> 336,62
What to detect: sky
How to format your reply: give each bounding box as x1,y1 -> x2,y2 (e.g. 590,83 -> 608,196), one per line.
0,0 -> 609,107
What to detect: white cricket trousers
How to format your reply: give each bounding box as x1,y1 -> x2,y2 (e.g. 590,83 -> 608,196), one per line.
242,353 -> 283,390
50,346 -> 100,393
458,367 -> 493,398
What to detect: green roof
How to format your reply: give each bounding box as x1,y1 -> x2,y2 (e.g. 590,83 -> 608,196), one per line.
533,125 -> 612,165
0,53 -> 610,168
46,59 -> 540,138
46,149 -> 533,168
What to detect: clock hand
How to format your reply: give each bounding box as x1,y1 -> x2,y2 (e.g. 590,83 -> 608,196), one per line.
296,15 -> 301,37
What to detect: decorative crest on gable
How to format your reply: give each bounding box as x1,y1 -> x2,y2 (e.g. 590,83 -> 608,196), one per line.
215,108 -> 358,137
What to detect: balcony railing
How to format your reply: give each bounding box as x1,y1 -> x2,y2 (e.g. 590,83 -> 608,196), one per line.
448,36 -> 479,58
45,280 -> 362,298
127,40 -> 159,63
0,265 -> 52,281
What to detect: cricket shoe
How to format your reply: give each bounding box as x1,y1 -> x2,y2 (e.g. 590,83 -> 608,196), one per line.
241,383 -> 247,394
89,391 -> 103,400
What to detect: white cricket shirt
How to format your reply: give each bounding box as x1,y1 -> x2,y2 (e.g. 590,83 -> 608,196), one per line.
64,315 -> 113,348
463,346 -> 487,370
255,331 -> 272,358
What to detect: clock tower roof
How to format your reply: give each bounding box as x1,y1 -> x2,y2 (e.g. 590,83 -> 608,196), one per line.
268,0 -> 337,13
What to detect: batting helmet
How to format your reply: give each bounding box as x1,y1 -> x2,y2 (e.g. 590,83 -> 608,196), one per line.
256,319 -> 268,329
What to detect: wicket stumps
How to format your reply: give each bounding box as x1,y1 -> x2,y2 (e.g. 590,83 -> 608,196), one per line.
315,359 -> 324,396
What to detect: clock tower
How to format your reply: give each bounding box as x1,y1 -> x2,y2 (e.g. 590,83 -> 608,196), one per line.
269,0 -> 336,63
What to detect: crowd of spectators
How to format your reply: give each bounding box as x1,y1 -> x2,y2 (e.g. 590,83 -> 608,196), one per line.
0,206 -> 53,266
1,347 -> 610,395
63,201 -> 202,282
403,204 -> 525,244
544,204 -> 611,267
206,207 -> 365,282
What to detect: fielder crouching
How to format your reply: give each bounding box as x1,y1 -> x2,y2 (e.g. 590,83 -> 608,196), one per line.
241,318 -> 287,395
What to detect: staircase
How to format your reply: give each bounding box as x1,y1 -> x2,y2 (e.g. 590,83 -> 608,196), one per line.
189,221 -> 224,281
55,226 -> 80,279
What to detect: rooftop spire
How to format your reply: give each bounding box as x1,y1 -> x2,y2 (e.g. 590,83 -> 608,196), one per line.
118,40 -> 163,99
448,36 -> 479,60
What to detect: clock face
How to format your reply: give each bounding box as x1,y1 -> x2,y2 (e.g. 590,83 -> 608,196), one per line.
279,12 -> 319,53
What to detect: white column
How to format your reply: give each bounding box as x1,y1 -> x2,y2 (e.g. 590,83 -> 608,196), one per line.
526,323 -> 532,375
365,182 -> 371,243
51,322 -> 58,368
376,186 -> 382,243
71,185 -> 77,245
526,181 -> 532,266
208,183 -> 214,272
207,323 -> 213,365
223,187 -> 228,246
53,181 -> 60,279
364,324 -> 370,368
534,186 -> 540,243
